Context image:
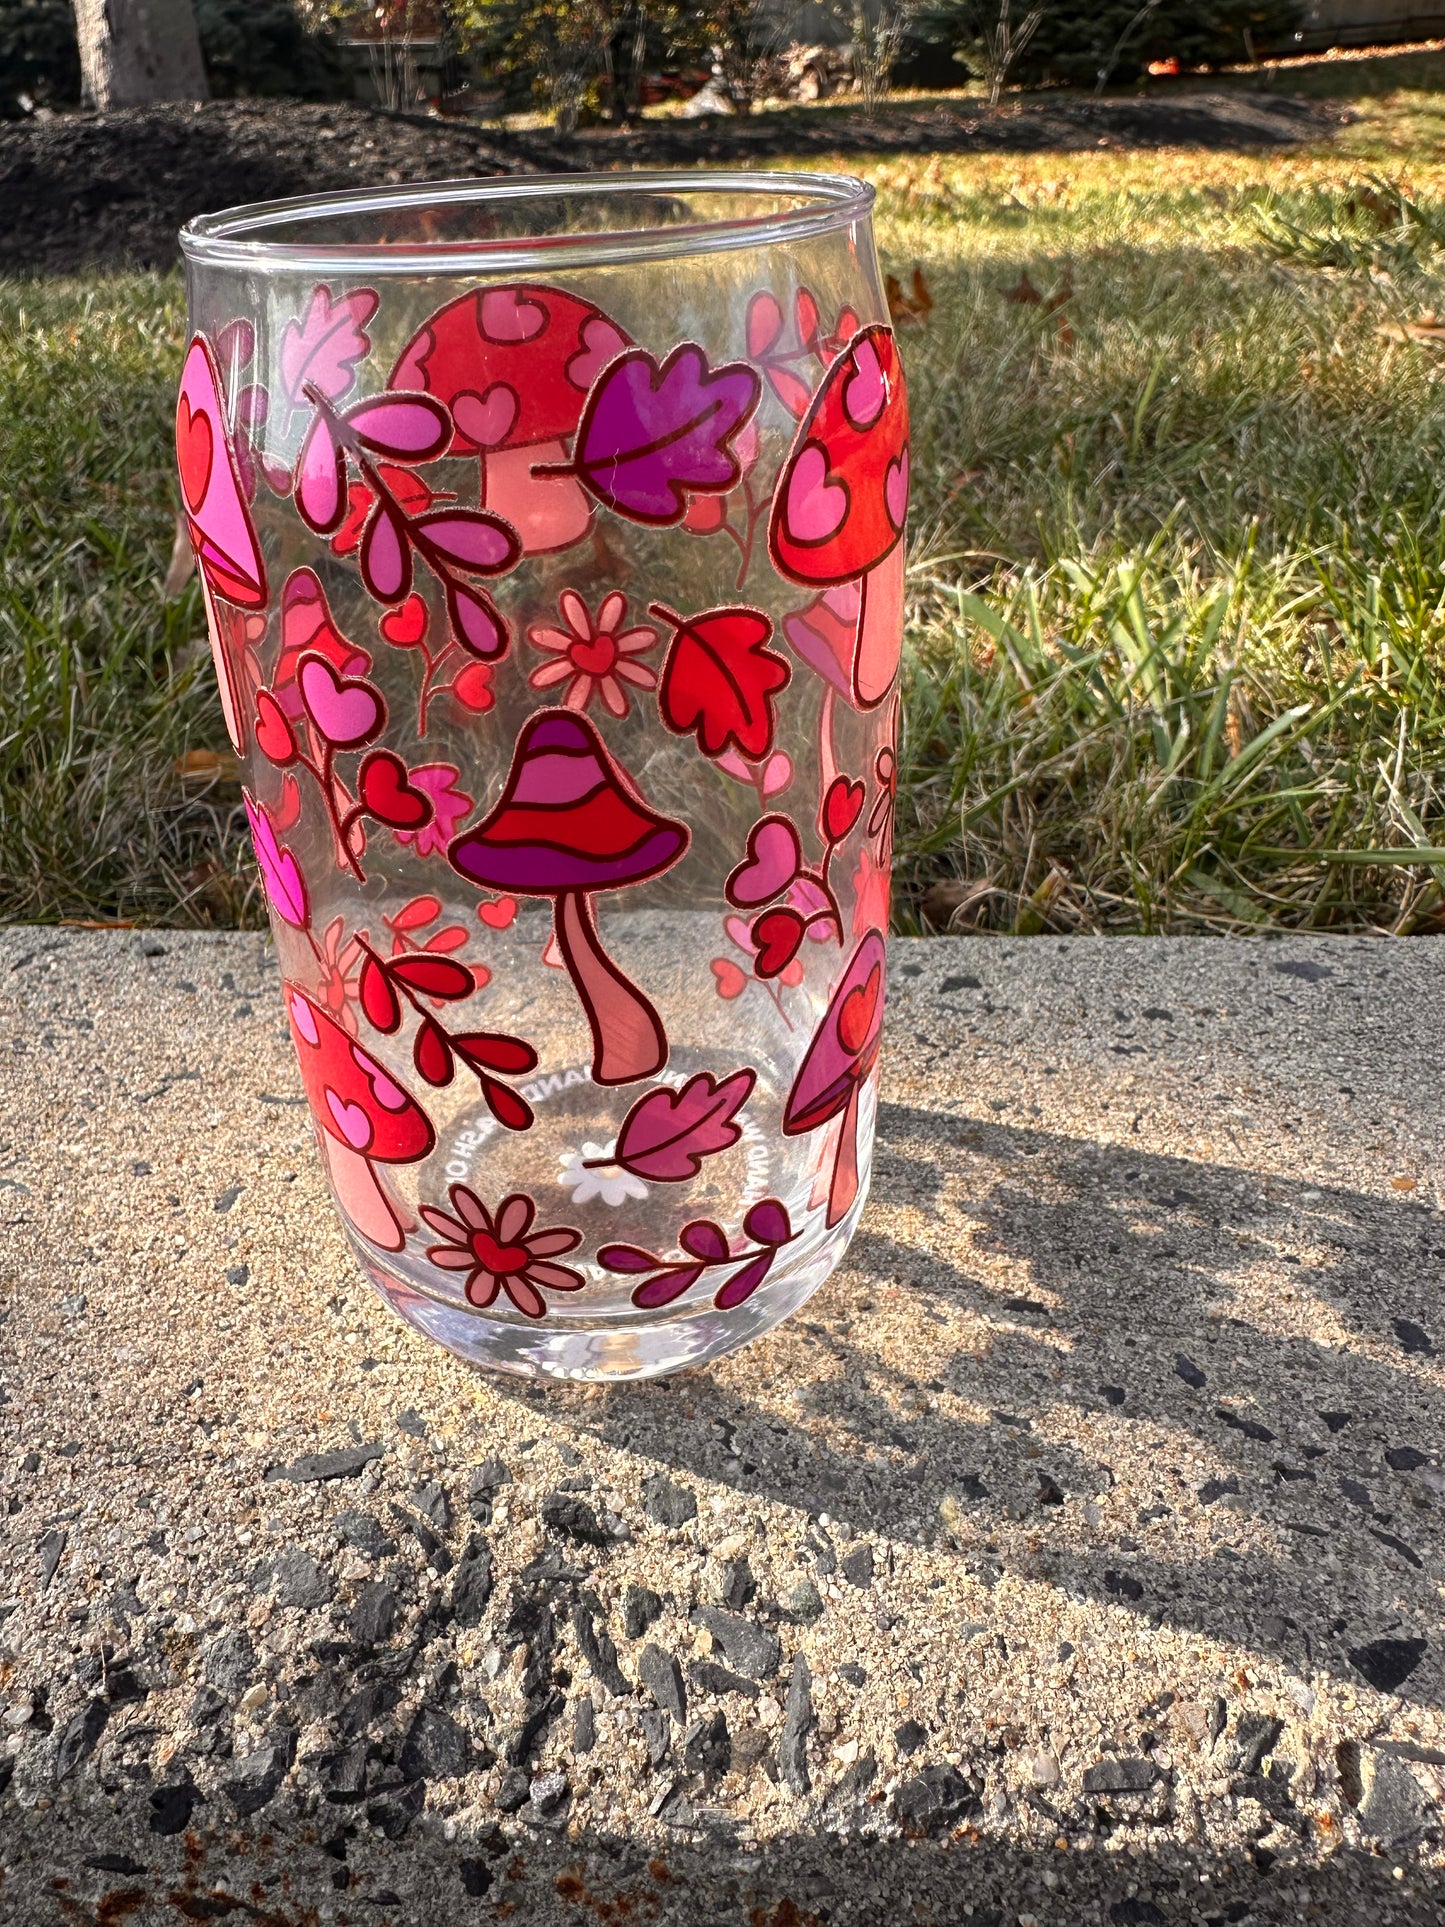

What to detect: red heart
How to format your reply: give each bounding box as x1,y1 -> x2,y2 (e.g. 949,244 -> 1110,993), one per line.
254,688 -> 297,766
751,907 -> 804,980
471,1230 -> 533,1275
569,633 -> 616,676
823,776 -> 865,845
359,751 -> 432,830
380,593 -> 428,648
450,662 -> 495,713
838,965 -> 881,1054
711,958 -> 746,1000
478,896 -> 518,929
176,397 -> 212,513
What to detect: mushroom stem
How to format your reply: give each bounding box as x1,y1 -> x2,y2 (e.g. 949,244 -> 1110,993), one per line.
555,890 -> 667,1087
827,1080 -> 863,1228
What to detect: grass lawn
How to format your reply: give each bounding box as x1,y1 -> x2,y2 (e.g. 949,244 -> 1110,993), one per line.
6,57 -> 1445,932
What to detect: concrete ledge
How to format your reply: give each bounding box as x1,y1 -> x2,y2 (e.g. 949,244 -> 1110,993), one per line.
1,931 -> 1443,1924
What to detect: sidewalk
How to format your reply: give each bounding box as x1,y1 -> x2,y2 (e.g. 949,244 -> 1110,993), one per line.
1,929 -> 1441,1925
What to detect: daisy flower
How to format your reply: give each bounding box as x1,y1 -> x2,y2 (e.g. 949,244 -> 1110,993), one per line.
527,590 -> 658,719
420,1185 -> 584,1319
557,1141 -> 649,1208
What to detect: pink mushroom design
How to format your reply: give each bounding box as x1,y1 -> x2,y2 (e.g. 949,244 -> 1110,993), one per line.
390,284 -> 630,556
448,709 -> 689,1087
782,929 -> 887,1227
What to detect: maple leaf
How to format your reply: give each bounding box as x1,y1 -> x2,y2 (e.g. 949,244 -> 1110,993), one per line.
652,602 -> 790,761
278,284 -> 379,422
557,344 -> 760,526
611,1069 -> 757,1182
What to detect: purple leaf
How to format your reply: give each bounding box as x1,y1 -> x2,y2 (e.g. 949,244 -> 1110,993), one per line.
597,1243 -> 663,1273
447,580 -> 509,660
278,284 -> 378,419
294,412 -> 345,533
632,1262 -> 706,1310
714,1249 -> 775,1311
413,509 -> 520,576
743,1198 -> 792,1248
360,497 -> 411,603
345,392 -> 451,462
680,1220 -> 730,1264
612,1069 -> 757,1182
567,343 -> 760,526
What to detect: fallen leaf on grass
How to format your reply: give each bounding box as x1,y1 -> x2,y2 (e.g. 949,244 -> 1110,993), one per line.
886,266 -> 933,327
1378,315 -> 1445,344
1004,270 -> 1042,306
174,748 -> 242,787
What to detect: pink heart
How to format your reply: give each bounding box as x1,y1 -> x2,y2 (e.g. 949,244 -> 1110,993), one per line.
297,655 -> 383,748
785,443 -> 849,546
566,314 -> 628,391
842,336 -> 886,430
885,447 -> 909,532
480,287 -> 545,343
325,1087 -> 373,1151
350,1044 -> 409,1112
728,816 -> 803,908
453,382 -> 519,449
288,987 -> 319,1046
724,914 -> 755,954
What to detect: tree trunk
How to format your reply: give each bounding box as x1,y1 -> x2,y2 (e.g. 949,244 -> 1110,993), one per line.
73,0 -> 210,110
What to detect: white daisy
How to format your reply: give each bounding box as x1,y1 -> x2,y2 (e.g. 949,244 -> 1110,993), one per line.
557,1141 -> 648,1208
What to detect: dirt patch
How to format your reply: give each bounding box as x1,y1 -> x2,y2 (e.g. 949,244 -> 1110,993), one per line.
0,89 -> 1346,278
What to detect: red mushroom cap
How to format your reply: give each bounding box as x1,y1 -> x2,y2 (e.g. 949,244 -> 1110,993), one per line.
783,930 -> 887,1135
285,983 -> 435,1163
390,284 -> 631,458
449,708 -> 689,897
768,324 -> 908,589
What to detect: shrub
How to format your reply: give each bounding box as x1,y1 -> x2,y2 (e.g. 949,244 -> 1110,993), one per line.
195,0 -> 351,100
0,0 -> 81,117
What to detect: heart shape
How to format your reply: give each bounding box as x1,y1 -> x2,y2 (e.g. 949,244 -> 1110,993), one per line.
728,816 -> 802,909
480,287 -> 545,344
351,1045 -> 409,1112
470,1229 -> 532,1275
885,447 -> 909,533
297,654 -> 384,748
287,985 -> 320,1046
568,632 -> 617,676
453,382 -> 519,450
784,442 -> 849,547
566,313 -> 628,391
176,397 -> 212,513
450,661 -> 495,713
823,777 -> 866,845
842,335 -> 886,430
253,688 -> 297,766
838,964 -> 881,1055
325,1087 -> 374,1151
478,896 -> 518,929
752,906 -> 805,980
358,750 -> 432,830
711,958 -> 747,999
380,593 -> 429,648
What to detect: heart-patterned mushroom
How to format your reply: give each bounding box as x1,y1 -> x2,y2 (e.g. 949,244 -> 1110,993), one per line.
782,929 -> 887,1227
175,334 -> 267,610
391,284 -> 631,556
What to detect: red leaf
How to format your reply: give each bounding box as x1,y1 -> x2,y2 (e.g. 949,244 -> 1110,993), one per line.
655,604 -> 790,761
480,1076 -> 534,1132
746,290 -> 784,359
453,1032 -> 538,1077
611,1069 -> 757,1182
388,954 -> 474,1000
359,952 -> 400,1033
426,924 -> 470,953
413,1016 -> 454,1086
278,284 -> 379,418
391,894 -> 441,933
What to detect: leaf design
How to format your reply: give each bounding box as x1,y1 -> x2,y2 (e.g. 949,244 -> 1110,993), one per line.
598,1193 -> 798,1311
610,1069 -> 756,1182
563,343 -> 760,526
279,285 -> 379,421
653,603 -> 790,761
388,954 -> 474,1000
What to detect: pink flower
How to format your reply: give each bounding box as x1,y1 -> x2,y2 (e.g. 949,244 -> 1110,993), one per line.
393,764 -> 473,861
527,590 -> 658,719
314,914 -> 365,1032
420,1185 -> 584,1318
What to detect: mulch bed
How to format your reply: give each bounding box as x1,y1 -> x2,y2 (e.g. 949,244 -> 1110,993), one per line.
0,89 -> 1347,277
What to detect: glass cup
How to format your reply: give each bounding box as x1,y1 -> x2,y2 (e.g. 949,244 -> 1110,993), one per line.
177,171 -> 907,1380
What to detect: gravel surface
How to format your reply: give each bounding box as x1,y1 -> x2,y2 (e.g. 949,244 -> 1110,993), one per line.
1,929 -> 1442,1924
0,90 -> 1346,276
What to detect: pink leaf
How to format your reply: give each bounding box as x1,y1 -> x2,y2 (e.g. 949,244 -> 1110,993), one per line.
447,580 -> 509,660
295,412 -> 346,533
632,1262 -> 706,1310
714,1248 -> 775,1311
612,1068 -> 756,1182
413,509 -> 521,576
345,392 -> 451,462
279,284 -> 379,418
360,496 -> 411,603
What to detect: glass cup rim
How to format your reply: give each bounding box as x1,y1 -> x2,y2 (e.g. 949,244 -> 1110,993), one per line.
178,167 -> 876,277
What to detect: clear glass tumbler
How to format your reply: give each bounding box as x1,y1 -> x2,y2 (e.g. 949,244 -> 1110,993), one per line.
178,171 -> 906,1380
